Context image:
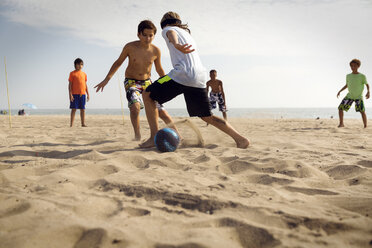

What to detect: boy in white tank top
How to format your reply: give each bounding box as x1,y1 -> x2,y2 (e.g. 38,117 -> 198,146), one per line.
140,12 -> 249,149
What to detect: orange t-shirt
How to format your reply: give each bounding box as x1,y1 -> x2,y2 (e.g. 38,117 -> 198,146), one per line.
69,70 -> 87,95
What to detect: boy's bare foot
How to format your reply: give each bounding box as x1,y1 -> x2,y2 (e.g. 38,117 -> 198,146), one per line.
139,137 -> 155,148
236,137 -> 249,149
338,124 -> 344,128
82,124 -> 88,127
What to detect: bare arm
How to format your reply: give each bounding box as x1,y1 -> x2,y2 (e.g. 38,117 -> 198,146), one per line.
206,81 -> 210,95
68,81 -> 74,102
366,84 -> 370,99
166,30 -> 195,54
337,84 -> 347,98
220,81 -> 226,106
154,47 -> 165,77
85,82 -> 90,101
95,45 -> 129,92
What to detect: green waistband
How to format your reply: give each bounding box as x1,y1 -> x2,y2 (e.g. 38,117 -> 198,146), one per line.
157,75 -> 172,84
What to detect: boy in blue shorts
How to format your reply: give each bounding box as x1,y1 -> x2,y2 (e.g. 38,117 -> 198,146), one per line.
140,12 -> 249,149
337,59 -> 370,128
69,58 -> 90,127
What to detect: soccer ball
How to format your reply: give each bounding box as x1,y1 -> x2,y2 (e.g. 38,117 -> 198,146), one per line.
154,128 -> 180,152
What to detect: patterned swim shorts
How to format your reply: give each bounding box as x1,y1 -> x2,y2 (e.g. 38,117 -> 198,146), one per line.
338,97 -> 365,112
209,92 -> 226,112
124,78 -> 164,110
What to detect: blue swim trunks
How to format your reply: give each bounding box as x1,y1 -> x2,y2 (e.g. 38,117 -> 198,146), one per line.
70,94 -> 86,109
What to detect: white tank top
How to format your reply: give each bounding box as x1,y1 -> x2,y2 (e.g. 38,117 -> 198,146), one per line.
162,26 -> 207,88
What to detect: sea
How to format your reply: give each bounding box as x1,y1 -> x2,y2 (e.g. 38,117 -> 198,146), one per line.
4,108 -> 372,119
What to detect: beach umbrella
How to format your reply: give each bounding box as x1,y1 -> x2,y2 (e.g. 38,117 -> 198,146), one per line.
22,103 -> 37,109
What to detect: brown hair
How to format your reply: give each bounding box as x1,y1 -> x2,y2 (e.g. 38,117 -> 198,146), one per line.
160,11 -> 190,33
138,20 -> 157,35
349,59 -> 361,67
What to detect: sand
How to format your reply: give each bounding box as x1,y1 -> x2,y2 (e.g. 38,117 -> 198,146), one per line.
0,115 -> 371,248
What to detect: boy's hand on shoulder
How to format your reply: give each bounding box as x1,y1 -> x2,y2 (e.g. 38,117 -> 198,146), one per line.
94,80 -> 108,92
174,43 -> 195,54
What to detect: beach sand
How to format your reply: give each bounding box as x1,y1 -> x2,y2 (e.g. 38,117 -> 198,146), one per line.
0,115 -> 371,248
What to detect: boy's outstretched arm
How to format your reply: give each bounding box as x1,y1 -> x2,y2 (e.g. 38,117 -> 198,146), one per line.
366,84 -> 370,99
95,45 -> 129,92
154,47 -> 165,77
337,84 -> 347,98
166,30 -> 195,54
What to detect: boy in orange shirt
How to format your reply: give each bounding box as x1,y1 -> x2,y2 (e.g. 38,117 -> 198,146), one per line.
69,58 -> 90,127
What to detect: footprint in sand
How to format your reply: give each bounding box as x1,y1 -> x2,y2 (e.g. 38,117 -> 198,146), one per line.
250,174 -> 294,185
326,165 -> 366,180
154,243 -> 208,248
219,160 -> 257,174
357,160 -> 372,168
0,201 -> 31,218
73,228 -> 106,248
284,186 -> 338,195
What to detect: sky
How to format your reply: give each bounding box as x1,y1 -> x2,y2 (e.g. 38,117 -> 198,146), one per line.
0,0 -> 371,110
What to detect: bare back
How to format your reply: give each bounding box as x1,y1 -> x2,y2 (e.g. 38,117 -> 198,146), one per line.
207,79 -> 223,93
125,41 -> 160,80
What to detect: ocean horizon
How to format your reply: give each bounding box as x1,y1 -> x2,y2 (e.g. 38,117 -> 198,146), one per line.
2,108 -> 371,119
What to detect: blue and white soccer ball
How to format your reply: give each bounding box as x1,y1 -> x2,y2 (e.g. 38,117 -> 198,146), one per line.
154,128 -> 180,152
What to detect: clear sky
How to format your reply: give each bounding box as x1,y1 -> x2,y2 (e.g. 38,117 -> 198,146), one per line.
0,0 -> 371,110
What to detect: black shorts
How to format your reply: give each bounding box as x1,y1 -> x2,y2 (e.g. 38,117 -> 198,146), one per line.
146,75 -> 212,117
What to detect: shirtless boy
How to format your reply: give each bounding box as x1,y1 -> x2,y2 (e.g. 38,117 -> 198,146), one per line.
94,20 -> 175,140
206,69 -> 227,120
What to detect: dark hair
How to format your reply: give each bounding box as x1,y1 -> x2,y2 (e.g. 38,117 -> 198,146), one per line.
349,59 -> 361,67
138,20 -> 157,35
74,58 -> 83,66
160,11 -> 190,33
210,69 -> 217,73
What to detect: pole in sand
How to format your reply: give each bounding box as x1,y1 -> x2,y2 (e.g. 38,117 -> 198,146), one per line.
117,74 -> 125,125
4,57 -> 12,128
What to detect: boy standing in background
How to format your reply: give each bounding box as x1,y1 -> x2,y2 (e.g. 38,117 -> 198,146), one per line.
207,69 -> 227,120
337,59 -> 370,128
69,58 -> 89,127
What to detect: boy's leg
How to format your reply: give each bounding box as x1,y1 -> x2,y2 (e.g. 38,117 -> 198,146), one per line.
139,91 -> 159,148
70,109 -> 76,127
200,115 -> 249,149
355,99 -> 367,128
338,97 -> 352,128
80,109 -> 87,127
338,109 -> 344,127
361,111 -> 367,128
129,102 -> 141,140
223,111 -> 227,120
158,108 -> 181,138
